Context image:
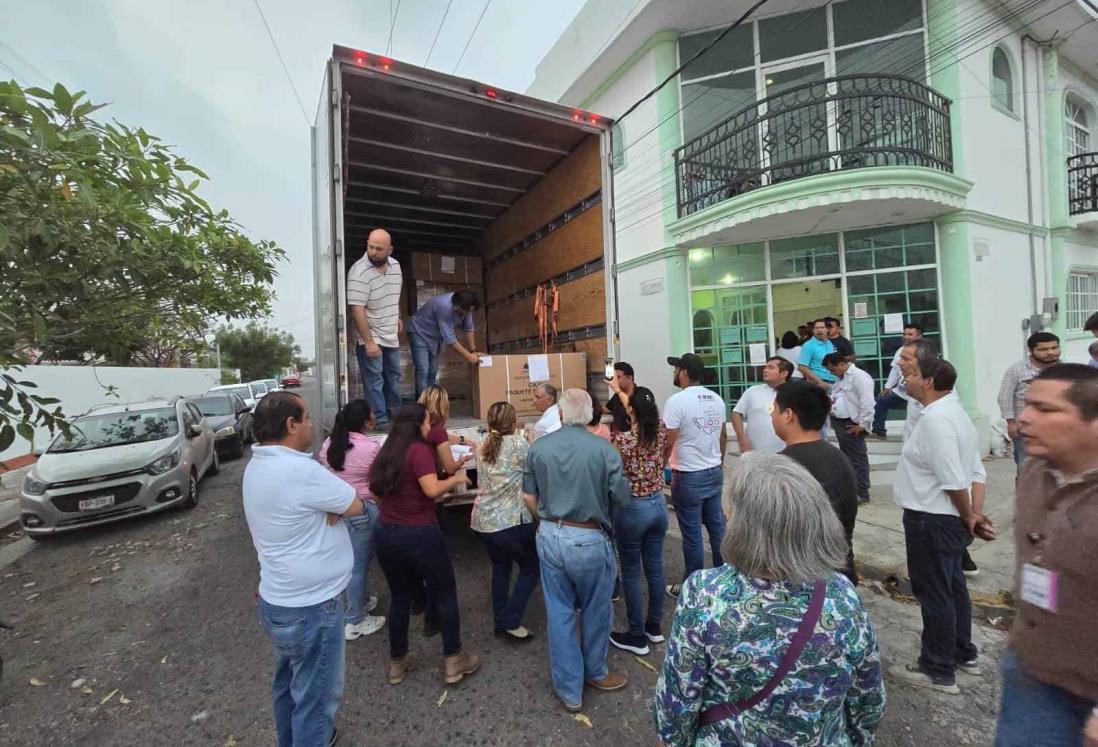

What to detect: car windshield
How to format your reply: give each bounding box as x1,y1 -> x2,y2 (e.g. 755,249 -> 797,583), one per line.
252,382 -> 269,394
210,386 -> 251,400
191,397 -> 234,417
49,408 -> 179,453
263,379 -> 278,390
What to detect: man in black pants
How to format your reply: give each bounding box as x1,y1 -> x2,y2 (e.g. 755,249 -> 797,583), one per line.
824,352 -> 875,504
771,380 -> 859,584
889,358 -> 995,694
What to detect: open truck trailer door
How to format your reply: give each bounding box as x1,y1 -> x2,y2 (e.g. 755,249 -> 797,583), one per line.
312,46 -> 618,435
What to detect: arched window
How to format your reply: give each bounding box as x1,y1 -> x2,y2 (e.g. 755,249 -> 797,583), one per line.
1066,95 -> 1092,157
991,47 -> 1014,113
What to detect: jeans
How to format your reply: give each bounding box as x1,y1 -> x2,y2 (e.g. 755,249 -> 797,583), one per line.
613,492 -> 668,636
344,500 -> 379,625
1012,436 -> 1026,466
536,521 -> 616,706
670,466 -> 725,581
902,509 -> 977,681
995,647 -> 1093,747
832,417 -> 870,500
375,521 -> 462,657
406,330 -> 441,400
355,344 -> 402,426
477,522 -> 540,631
872,390 -> 905,434
257,594 -> 346,747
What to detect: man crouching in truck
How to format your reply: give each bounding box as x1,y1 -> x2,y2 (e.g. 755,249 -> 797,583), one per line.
407,288 -> 482,399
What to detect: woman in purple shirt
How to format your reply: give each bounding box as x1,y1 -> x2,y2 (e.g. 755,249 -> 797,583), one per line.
318,399 -> 386,640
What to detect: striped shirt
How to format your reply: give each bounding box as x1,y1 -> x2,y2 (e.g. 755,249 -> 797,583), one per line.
997,356 -> 1041,420
346,256 -> 402,348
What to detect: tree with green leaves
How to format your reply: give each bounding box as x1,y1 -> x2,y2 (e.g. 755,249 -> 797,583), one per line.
0,81 -> 285,453
216,323 -> 300,382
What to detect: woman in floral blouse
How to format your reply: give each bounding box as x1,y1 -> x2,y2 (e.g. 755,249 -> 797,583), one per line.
471,401 -> 538,642
607,383 -> 669,657
653,453 -> 885,746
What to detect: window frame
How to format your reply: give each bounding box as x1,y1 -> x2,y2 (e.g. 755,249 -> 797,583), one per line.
1065,94 -> 1093,158
1067,268 -> 1098,331
990,45 -> 1017,117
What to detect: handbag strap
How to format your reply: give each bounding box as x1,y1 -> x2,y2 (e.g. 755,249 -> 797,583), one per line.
699,578 -> 827,728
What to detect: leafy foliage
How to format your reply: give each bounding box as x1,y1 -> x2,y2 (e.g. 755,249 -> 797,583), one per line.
216,323 -> 299,382
0,81 -> 285,444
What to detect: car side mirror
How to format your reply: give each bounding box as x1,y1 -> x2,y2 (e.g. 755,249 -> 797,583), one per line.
239,406 -> 252,413
186,424 -> 201,439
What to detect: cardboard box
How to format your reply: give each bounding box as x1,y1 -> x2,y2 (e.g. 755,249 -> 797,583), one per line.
472,352 -> 588,420
411,252 -> 483,284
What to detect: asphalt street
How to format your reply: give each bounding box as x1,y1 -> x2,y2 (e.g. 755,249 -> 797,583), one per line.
0,381 -> 1006,746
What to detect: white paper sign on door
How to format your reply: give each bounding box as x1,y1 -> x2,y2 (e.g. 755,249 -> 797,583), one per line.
854,302 -> 868,319
527,354 -> 550,382
440,255 -> 456,274
748,343 -> 767,365
883,313 -> 904,334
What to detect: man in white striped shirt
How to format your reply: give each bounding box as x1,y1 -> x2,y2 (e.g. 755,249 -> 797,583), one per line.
347,229 -> 402,430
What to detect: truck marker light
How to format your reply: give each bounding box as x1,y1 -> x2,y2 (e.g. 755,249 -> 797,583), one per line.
380,57 -> 392,70
485,89 -> 497,98
353,51 -> 367,66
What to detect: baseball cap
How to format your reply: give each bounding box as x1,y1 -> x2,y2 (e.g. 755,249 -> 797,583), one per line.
667,353 -> 705,381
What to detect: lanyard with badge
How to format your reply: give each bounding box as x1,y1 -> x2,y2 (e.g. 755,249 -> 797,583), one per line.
1020,531 -> 1059,613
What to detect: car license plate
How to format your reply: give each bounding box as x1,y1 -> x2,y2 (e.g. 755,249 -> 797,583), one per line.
78,495 -> 115,511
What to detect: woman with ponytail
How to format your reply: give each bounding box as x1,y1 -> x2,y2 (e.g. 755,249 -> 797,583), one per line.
471,401 -> 539,642
318,399 -> 386,640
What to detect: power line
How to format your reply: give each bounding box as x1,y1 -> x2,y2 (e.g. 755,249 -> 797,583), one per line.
424,0 -> 454,67
0,40 -> 52,84
252,0 -> 310,125
453,0 -> 492,74
387,0 -> 403,56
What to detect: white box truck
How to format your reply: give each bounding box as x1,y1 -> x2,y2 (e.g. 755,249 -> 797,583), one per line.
311,45 -> 619,433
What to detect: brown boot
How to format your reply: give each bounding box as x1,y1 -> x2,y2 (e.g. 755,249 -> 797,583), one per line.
585,671 -> 627,692
388,656 -> 412,686
443,651 -> 481,685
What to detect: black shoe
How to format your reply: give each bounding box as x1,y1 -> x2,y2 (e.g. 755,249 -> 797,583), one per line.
644,623 -> 665,644
962,555 -> 979,577
872,430 -> 887,439
609,631 -> 649,656
411,600 -> 426,616
858,495 -> 870,504
423,618 -> 440,638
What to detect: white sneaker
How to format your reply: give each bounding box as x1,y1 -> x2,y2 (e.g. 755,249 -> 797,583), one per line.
364,595 -> 380,614
345,615 -> 386,640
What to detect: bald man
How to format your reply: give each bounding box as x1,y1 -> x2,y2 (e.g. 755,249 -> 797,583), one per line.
347,228 -> 403,431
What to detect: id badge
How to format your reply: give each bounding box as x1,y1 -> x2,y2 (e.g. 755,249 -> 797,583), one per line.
1020,563 -> 1059,613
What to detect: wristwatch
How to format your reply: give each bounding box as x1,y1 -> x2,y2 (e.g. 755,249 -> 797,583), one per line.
459,435 -> 466,445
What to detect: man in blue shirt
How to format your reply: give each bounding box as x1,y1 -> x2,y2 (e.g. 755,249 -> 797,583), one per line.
798,319 -> 838,387
407,288 -> 481,399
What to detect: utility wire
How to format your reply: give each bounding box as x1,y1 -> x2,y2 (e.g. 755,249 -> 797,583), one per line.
387,0 -> 403,56
424,0 -> 454,67
453,0 -> 492,74
252,0 -> 310,125
0,40 -> 52,84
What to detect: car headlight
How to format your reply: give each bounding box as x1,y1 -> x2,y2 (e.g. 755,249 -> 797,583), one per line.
146,450 -> 181,475
215,426 -> 236,438
23,474 -> 48,496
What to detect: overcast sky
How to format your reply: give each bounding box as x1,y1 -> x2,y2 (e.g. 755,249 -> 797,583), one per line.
1,0 -> 586,356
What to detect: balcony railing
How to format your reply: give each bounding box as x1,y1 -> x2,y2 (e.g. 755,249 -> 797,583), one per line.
674,74 -> 954,218
1068,153 -> 1098,216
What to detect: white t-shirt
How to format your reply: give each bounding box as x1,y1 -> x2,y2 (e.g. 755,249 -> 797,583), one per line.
892,392 -> 977,516
776,347 -> 804,378
664,386 -> 725,471
732,384 -> 785,454
243,444 -> 356,607
533,405 -> 561,440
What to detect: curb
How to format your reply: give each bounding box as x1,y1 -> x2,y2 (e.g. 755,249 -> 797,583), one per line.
856,558 -> 1015,627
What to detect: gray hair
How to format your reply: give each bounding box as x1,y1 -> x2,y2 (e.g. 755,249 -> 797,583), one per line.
558,388 -> 593,426
537,382 -> 558,403
901,337 -> 938,364
720,454 -> 848,584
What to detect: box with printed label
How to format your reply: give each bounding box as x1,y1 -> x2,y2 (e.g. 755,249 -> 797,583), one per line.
411,252 -> 483,284
471,352 -> 587,420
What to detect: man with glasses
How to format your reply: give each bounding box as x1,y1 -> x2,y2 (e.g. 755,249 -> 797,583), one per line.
530,383 -> 561,441
347,228 -> 402,431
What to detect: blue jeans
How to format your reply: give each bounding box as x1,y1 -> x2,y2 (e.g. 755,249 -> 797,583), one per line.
614,492 -> 668,636
356,344 -> 402,426
1012,437 -> 1026,465
872,390 -> 905,434
995,647 -> 1093,747
344,500 -> 379,624
536,521 -> 616,706
477,522 -> 540,631
257,594 -> 346,747
670,467 -> 725,581
406,330 -> 441,400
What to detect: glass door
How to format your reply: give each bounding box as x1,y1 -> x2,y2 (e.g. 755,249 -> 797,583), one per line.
691,286 -> 770,416
758,56 -> 833,184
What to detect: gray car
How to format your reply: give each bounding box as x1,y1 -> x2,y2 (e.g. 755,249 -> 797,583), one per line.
19,397 -> 218,538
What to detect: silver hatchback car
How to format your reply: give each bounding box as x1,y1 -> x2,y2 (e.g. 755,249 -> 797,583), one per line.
19,397 -> 218,537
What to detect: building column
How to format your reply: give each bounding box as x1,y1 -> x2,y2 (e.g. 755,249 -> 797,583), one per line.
936,219 -> 980,421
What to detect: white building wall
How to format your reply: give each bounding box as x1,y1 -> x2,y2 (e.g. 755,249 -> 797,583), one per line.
617,261 -> 677,408
0,366 -> 220,462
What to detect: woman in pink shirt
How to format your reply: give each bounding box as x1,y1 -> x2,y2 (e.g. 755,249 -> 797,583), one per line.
319,399 -> 386,640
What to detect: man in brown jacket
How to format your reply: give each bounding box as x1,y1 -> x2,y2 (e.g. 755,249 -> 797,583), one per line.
995,363 -> 1098,747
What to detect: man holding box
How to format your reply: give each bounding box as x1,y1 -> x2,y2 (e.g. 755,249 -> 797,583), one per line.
407,288 -> 482,399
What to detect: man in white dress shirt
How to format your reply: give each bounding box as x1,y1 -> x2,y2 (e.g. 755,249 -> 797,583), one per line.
825,352 -> 876,504
731,356 -> 792,455
872,321 -> 924,438
531,383 -> 561,441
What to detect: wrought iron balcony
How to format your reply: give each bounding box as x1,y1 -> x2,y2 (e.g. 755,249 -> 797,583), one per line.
1068,153 -> 1098,216
674,75 -> 954,218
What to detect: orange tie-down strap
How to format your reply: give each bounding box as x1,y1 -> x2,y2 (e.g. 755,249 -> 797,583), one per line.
532,283 -> 561,354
